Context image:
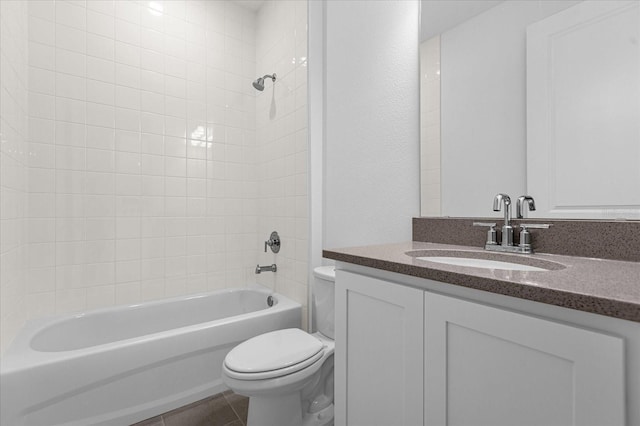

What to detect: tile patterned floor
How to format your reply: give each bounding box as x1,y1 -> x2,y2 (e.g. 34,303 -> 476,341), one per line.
132,390 -> 248,426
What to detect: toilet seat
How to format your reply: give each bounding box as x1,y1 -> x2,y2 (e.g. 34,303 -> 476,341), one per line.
224,328 -> 325,380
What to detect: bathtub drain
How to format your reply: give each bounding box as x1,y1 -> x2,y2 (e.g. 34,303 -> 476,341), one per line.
267,295 -> 274,307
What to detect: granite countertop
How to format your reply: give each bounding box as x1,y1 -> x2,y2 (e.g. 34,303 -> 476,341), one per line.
323,241 -> 640,323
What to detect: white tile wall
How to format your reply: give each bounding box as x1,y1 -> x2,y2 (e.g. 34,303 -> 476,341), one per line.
420,36 -> 441,216
0,0 -> 310,344
255,0 -> 309,328
0,0 -> 29,353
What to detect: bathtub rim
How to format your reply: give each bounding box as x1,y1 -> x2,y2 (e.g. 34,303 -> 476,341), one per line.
0,285 -> 300,374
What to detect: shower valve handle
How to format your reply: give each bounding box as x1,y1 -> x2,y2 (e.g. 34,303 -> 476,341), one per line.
264,231 -> 280,253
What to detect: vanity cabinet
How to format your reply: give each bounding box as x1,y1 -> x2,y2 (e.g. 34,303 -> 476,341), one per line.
335,270 -> 626,426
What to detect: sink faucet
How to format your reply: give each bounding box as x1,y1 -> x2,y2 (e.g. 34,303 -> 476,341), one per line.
493,193 -> 513,247
474,193 -> 550,254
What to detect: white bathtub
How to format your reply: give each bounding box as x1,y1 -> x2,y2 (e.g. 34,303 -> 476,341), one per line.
0,287 -> 301,426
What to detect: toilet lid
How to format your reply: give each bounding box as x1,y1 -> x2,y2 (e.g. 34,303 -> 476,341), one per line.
225,328 -> 324,374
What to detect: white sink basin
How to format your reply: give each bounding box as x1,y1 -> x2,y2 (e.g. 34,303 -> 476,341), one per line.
415,256 -> 548,272
405,249 -> 566,272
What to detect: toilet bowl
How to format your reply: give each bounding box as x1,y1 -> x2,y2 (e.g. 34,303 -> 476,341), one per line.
222,266 -> 336,426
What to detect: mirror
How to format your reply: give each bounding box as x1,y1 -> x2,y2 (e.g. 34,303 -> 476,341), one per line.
419,0 -> 640,219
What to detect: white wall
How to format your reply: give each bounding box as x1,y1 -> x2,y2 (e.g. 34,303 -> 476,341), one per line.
324,0 -> 420,250
440,0 -> 579,217
0,0 -> 29,354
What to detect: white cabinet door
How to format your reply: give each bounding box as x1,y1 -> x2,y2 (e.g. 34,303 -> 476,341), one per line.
335,270 -> 424,426
424,291 -> 625,426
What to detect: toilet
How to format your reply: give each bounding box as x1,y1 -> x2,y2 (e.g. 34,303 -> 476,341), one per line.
222,266 -> 336,426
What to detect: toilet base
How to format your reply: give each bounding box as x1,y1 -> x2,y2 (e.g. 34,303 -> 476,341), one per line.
246,393 -> 334,426
247,393 -> 302,426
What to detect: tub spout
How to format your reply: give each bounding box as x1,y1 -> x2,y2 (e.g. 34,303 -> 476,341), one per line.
255,264 -> 277,274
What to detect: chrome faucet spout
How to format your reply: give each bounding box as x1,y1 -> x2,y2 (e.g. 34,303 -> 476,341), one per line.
493,193 -> 513,247
516,195 -> 536,219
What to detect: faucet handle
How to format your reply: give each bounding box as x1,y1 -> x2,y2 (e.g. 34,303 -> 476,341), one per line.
473,222 -> 498,245
519,223 -> 551,229
518,223 -> 550,252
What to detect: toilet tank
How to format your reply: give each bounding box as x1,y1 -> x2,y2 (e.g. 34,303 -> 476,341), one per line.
312,266 -> 335,339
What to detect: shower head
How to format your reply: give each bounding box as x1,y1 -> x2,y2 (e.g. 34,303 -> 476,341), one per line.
252,73 -> 276,91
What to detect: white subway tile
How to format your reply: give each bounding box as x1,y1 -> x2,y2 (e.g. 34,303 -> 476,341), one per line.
28,168 -> 55,193
116,174 -> 141,196
27,218 -> 55,243
55,145 -> 85,170
141,175 -> 164,196
141,133 -> 164,155
85,239 -> 115,263
140,69 -> 164,93
141,91 -> 164,114
87,33 -> 115,61
165,96 -> 186,118
141,258 -> 165,280
56,48 -> 86,77
26,267 -> 56,293
29,1 -> 56,21
27,292 -> 56,318
115,18 -> 141,46
87,79 -> 115,105
115,130 -> 141,153
115,261 -> 141,284
85,217 -> 115,240
85,171 -> 115,194
116,108 -> 140,132
29,16 -> 56,46
84,194 -> 114,217
55,193 -> 84,217
55,218 -> 85,242
87,10 -> 115,38
115,85 -> 140,110
115,1 -> 141,24
29,92 -> 55,120
115,151 -> 141,174
86,264 -> 115,287
162,177 -> 183,198
55,241 -> 85,266
87,57 -> 115,83
165,136 -> 186,157
115,63 -> 140,88
86,284 -> 116,308
87,148 -> 115,172
55,97 -> 86,124
56,24 -> 86,54
55,121 -> 85,147
55,1 -> 86,31
29,41 -> 56,71
115,238 -> 140,260
140,153 -> 164,175
87,1 -> 115,17
55,264 -> 86,288
141,112 -> 164,135
56,169 -> 85,194
86,102 -> 116,128
115,195 -> 140,217
140,6 -> 163,33
115,41 -> 140,67
56,72 -> 86,101
55,288 -> 86,313
29,67 -> 56,96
